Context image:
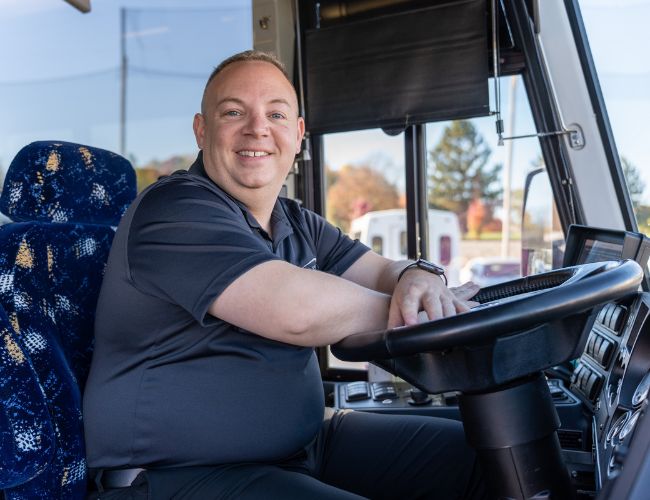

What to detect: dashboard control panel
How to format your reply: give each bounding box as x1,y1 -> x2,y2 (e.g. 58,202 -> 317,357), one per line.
328,226 -> 650,498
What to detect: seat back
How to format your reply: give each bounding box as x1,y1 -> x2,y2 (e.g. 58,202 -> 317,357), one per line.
0,141 -> 136,499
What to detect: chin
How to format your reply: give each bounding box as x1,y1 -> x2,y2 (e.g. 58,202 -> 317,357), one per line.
239,175 -> 282,190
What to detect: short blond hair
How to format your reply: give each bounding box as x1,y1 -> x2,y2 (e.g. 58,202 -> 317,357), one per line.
201,50 -> 295,115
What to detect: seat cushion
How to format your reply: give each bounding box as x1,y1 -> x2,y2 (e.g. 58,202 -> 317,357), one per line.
0,222 -> 116,499
0,302 -> 55,488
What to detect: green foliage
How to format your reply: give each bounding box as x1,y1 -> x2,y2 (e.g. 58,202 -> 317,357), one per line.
621,156 -> 646,210
635,205 -> 650,236
428,120 -> 502,231
618,156 -> 650,235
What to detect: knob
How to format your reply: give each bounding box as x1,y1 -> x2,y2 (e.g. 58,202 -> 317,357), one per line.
407,389 -> 432,406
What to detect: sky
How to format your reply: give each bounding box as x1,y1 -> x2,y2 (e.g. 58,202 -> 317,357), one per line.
0,0 -> 648,203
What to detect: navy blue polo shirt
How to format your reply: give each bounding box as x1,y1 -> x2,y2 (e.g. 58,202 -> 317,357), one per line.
83,153 -> 369,468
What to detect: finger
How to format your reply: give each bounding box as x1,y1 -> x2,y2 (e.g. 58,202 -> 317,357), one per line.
450,282 -> 480,301
453,297 -> 472,313
400,293 -> 421,326
450,281 -> 479,292
422,293 -> 443,321
441,295 -> 456,317
417,310 -> 430,323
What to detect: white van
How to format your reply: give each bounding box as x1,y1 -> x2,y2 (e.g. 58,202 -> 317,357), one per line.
349,209 -> 461,283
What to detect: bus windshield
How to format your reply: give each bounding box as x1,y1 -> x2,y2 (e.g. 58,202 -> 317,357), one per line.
579,0 -> 650,234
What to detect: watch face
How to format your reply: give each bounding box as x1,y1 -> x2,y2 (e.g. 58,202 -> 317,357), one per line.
417,259 -> 444,275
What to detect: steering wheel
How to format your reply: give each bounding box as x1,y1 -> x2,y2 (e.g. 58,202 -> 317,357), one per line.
332,260 -> 643,394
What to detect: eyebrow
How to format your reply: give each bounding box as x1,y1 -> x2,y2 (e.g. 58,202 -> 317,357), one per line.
215,97 -> 293,108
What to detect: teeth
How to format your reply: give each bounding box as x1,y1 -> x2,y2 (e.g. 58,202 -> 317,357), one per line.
238,150 -> 269,157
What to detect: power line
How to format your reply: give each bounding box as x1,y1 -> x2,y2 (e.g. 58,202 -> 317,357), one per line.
0,65 -> 210,86
130,66 -> 207,80
124,6 -> 247,14
0,67 -> 118,86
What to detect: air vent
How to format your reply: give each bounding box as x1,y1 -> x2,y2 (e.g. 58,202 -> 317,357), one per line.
557,429 -> 584,450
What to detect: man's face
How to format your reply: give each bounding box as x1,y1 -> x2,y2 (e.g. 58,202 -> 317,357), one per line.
193,61 -> 305,201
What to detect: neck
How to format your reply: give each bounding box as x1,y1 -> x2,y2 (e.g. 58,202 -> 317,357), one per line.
244,196 -> 275,234
195,154 -> 280,234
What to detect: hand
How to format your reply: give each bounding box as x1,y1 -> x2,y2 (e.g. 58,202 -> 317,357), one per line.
449,281 -> 481,309
387,270 -> 479,328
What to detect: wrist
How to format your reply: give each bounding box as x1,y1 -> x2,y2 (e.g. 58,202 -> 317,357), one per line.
397,259 -> 447,285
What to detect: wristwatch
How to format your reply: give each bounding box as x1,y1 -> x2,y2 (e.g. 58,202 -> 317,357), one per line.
397,258 -> 447,285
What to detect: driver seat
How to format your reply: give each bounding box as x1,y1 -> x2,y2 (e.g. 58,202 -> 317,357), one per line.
0,141 -> 136,499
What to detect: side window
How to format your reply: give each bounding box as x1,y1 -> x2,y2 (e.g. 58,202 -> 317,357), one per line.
371,236 -> 383,256
399,231 -> 407,257
439,236 -> 452,266
323,130 -> 405,235
323,129 -> 405,371
426,76 -> 545,288
0,3 -> 252,192
521,167 -> 563,274
322,76 -> 550,371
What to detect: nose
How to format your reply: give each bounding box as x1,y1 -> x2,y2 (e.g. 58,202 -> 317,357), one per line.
243,111 -> 269,137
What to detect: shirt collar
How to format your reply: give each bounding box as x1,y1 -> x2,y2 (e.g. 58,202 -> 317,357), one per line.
188,152 -> 293,246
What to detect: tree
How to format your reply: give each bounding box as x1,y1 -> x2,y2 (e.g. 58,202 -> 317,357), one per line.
135,168 -> 162,193
326,164 -> 400,232
466,198 -> 487,238
621,156 -> 646,210
635,204 -> 650,236
428,120 -> 501,233
135,154 -> 196,192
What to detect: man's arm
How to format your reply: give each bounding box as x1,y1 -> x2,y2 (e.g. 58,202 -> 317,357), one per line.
209,260 -> 391,347
341,251 -> 479,328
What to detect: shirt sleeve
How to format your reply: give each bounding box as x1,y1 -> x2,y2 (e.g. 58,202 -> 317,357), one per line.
126,176 -> 281,325
299,207 -> 370,276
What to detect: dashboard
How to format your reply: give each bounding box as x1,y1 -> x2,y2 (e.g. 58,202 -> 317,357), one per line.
327,224 -> 650,498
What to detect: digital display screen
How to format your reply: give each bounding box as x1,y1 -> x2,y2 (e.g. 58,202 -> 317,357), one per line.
577,239 -> 623,264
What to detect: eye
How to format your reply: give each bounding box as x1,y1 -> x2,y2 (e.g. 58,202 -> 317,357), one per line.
270,112 -> 286,120
224,110 -> 241,117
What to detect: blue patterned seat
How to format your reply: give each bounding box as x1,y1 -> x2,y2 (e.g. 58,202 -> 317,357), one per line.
0,141 -> 136,499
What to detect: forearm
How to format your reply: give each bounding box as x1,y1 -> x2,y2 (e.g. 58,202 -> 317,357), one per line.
289,269 -> 392,346
374,259 -> 412,294
341,251 -> 412,294
210,260 -> 391,347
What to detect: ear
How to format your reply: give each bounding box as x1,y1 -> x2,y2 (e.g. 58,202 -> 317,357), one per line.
193,113 -> 205,149
295,117 -> 306,154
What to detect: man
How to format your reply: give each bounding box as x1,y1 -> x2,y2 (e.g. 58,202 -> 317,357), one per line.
84,50 -> 485,499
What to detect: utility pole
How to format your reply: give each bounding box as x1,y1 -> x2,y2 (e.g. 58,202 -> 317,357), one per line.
501,76 -> 517,257
120,7 -> 127,157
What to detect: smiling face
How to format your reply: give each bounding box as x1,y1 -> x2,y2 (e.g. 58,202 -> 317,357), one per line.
193,60 -> 305,205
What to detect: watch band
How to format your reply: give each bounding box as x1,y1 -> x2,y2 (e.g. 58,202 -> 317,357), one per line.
397,258 -> 447,284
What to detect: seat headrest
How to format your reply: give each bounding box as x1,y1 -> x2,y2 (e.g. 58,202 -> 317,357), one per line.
0,141 -> 137,225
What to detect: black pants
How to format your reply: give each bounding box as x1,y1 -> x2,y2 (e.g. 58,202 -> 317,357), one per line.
90,410 -> 486,499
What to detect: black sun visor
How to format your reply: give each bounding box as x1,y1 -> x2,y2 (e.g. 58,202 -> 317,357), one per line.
304,0 -> 490,134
